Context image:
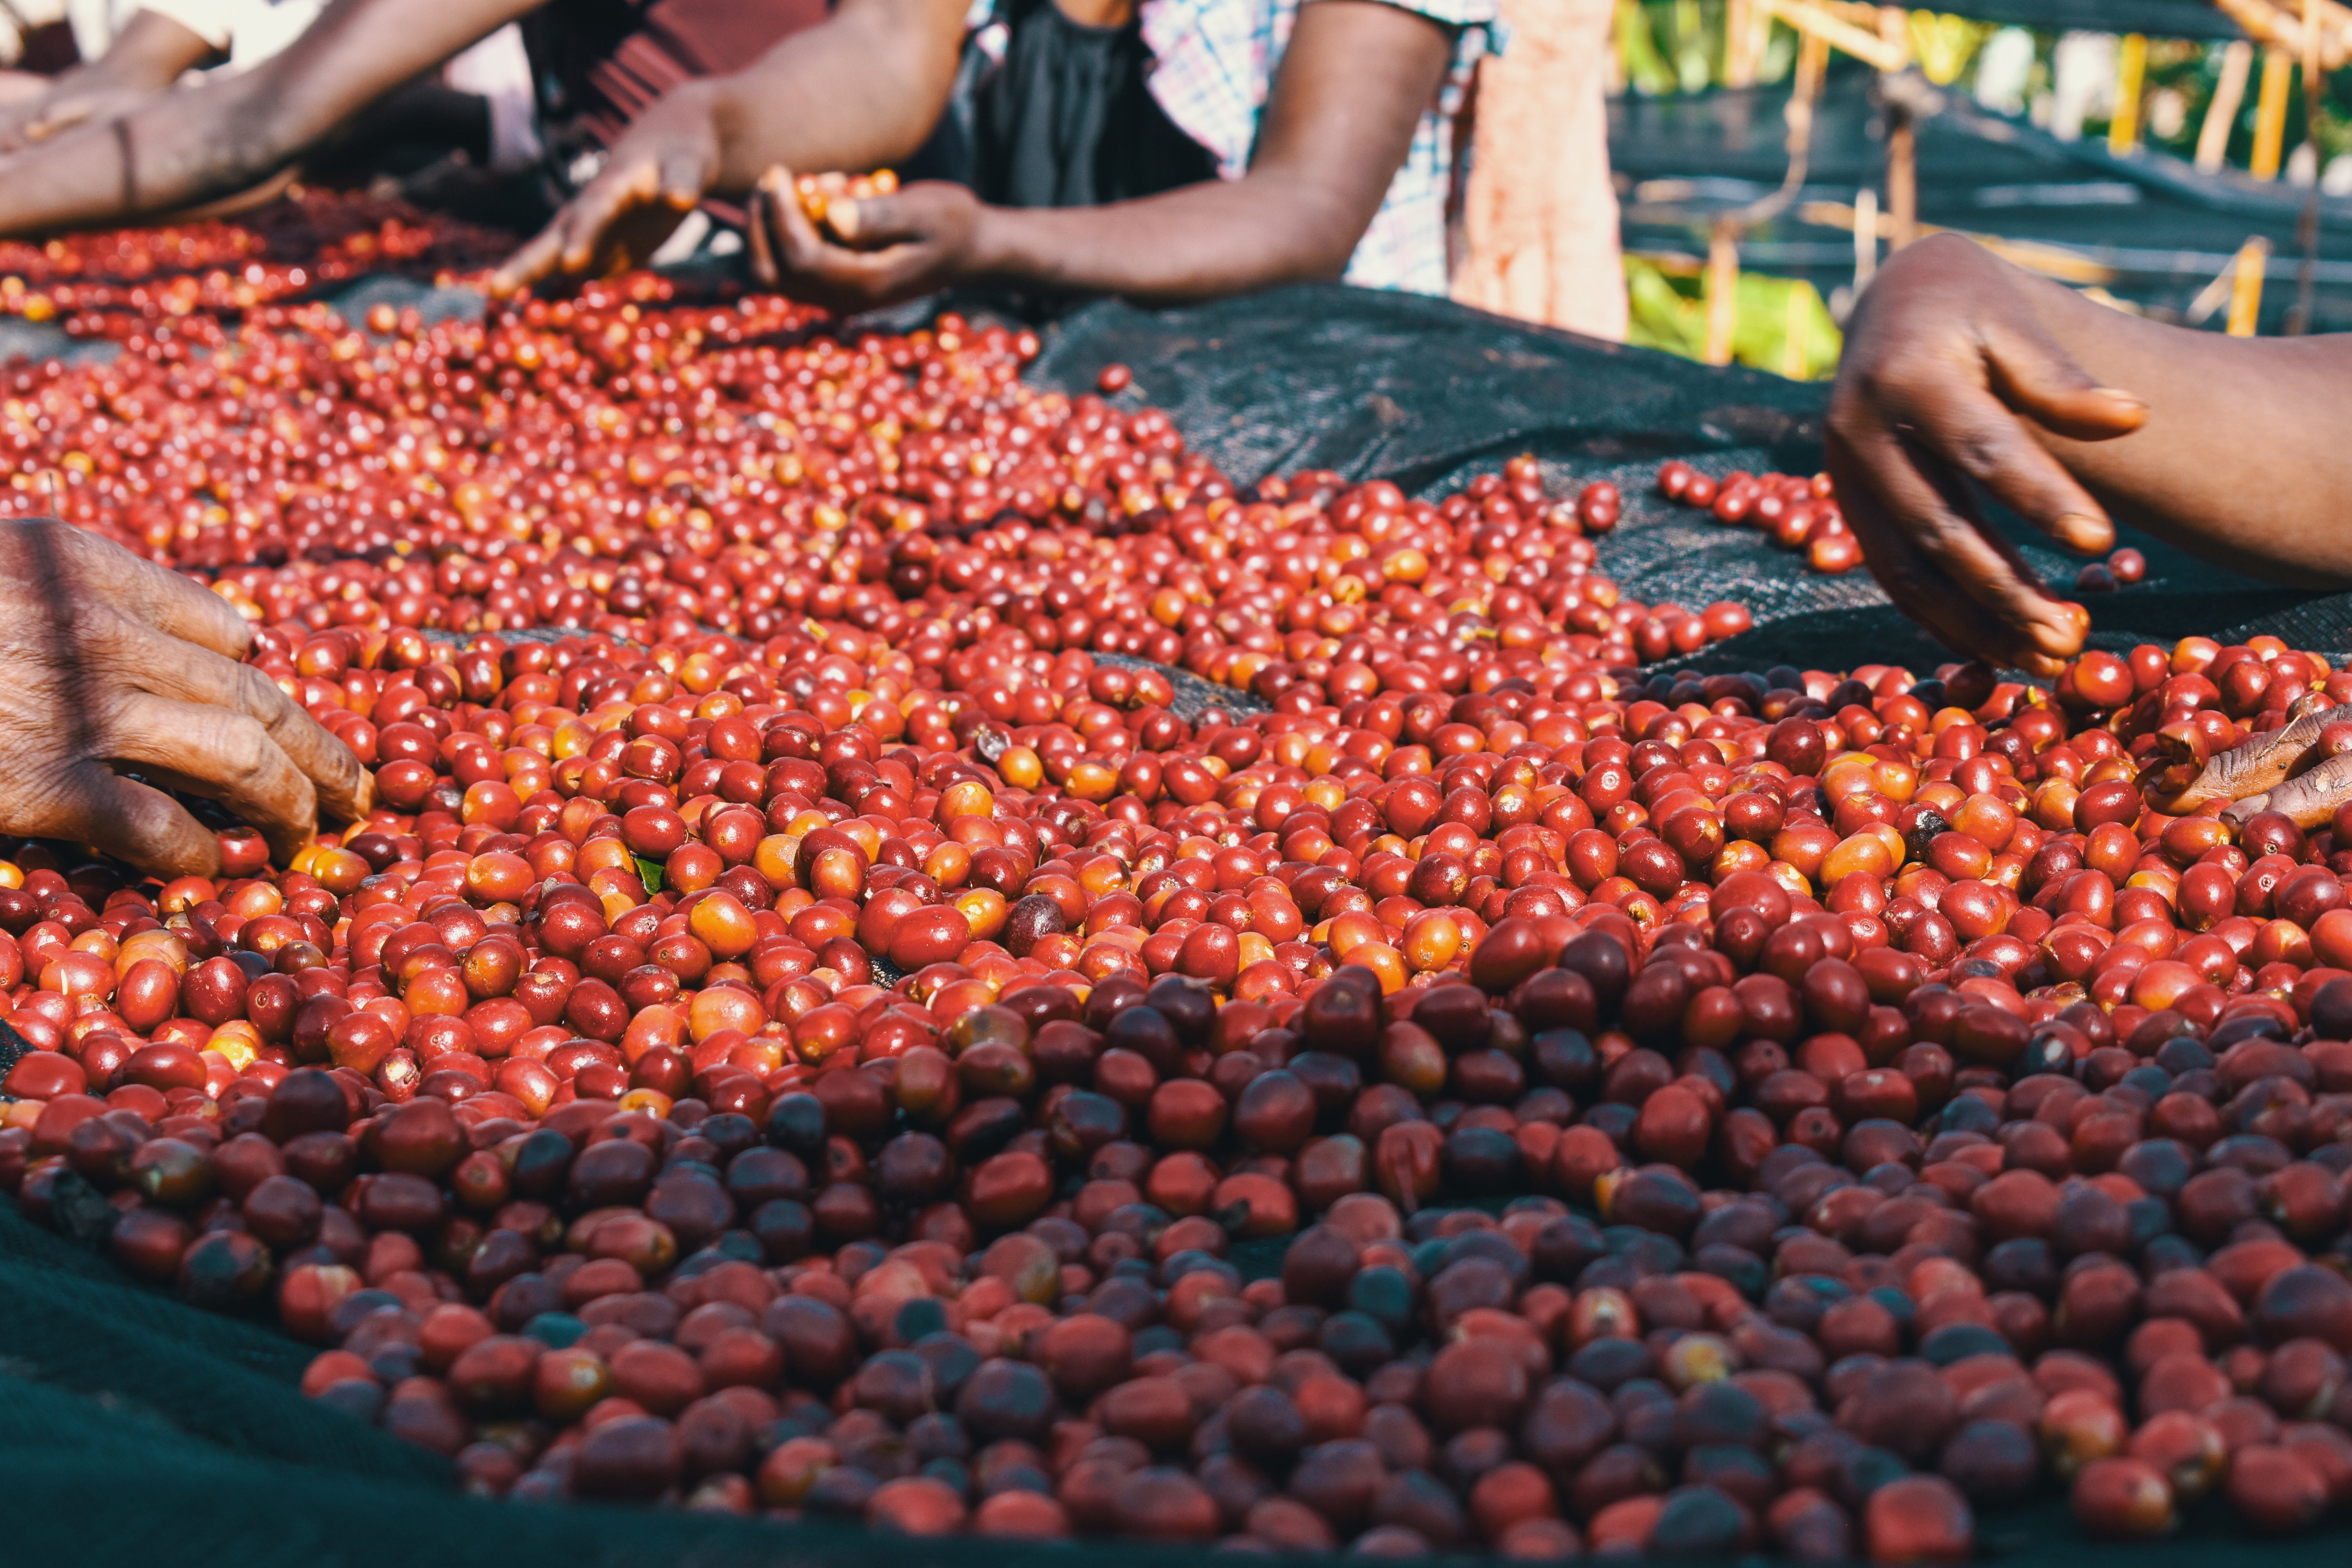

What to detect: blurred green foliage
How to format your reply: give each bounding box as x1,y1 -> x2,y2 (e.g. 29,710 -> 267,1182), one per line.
1623,255 -> 1844,379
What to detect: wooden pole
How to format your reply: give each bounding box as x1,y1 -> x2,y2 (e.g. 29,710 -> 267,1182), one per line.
1886,110 -> 1916,249
2228,236 -> 2271,335
2250,46 -> 2293,179
1854,186 -> 1878,291
2197,40 -> 2254,173
1724,0 -> 1755,86
2109,33 -> 2147,154
1704,219 -> 1740,365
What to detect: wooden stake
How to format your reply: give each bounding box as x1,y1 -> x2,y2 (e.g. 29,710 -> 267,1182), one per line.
1724,0 -> 1755,85
2197,40 -> 2254,172
2109,33 -> 2147,154
2251,46 -> 2293,179
1886,111 -> 1916,249
1705,220 -> 1740,366
1854,186 -> 1878,290
1757,0 -> 1906,73
2227,236 -> 2271,334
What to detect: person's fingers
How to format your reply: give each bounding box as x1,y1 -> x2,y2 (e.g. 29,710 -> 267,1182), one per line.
2227,752 -> 2352,829
825,190 -> 949,250
491,222 -> 570,296
107,692 -> 321,863
1827,405 -> 2086,670
124,638 -> 371,825
762,165 -> 853,275
1838,465 -> 2056,675
1884,369 -> 2120,558
43,764 -> 223,878
565,160 -> 663,272
745,184 -> 780,287
1829,412 -> 2075,676
491,161 -> 658,294
0,515 -> 252,655
1980,323 -> 2148,443
80,532 -> 254,657
657,144 -> 707,208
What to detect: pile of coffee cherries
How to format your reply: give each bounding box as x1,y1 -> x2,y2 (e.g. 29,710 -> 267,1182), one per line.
0,188 -> 512,333
1650,461 -> 1862,577
5,205 -> 2352,1557
1646,457 -> 2156,601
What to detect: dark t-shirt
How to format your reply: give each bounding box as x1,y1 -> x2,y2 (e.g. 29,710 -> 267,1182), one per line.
911,0 -> 1217,209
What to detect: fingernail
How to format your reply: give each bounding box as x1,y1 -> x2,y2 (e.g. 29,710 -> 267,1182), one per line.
829,202 -> 861,240
2054,513 -> 2109,552
2091,386 -> 2147,410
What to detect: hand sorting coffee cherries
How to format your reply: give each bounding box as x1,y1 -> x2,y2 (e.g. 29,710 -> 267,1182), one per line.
5,204 -> 2352,1559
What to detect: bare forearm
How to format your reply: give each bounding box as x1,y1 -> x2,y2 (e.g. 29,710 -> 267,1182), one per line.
693,0 -> 966,191
0,0 -> 537,232
2009,269 -> 2352,584
970,176 -> 1367,302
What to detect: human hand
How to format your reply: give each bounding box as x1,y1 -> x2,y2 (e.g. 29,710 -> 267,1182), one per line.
0,82 -> 147,152
0,519 -> 371,875
2142,690 -> 2352,826
490,92 -> 721,294
1826,234 -> 2149,677
745,166 -> 988,312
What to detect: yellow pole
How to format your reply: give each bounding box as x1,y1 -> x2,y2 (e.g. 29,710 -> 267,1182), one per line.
2251,47 -> 2293,180
1853,185 -> 1879,291
2108,34 -> 2147,155
2197,40 -> 2253,174
2228,237 -> 2271,335
1887,116 -> 1916,249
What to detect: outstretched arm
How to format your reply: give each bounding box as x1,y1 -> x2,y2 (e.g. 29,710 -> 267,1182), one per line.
1826,232 -> 2352,674
0,0 -> 539,234
494,0 -> 971,291
741,0 -> 1454,307
0,9 -> 221,153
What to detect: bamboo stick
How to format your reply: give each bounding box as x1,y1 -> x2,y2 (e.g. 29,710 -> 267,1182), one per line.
1704,220 -> 1740,365
2197,40 -> 2254,173
1757,0 -> 1905,72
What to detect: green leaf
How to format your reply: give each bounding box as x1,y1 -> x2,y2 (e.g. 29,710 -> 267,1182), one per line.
633,853 -> 665,896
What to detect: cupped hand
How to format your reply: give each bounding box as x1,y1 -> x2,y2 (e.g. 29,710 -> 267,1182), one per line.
491,96 -> 721,295
1826,233 -> 2149,677
0,519 -> 371,875
745,166 -> 987,312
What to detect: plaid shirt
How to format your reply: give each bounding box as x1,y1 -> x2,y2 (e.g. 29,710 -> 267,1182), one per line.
972,0 -> 1500,295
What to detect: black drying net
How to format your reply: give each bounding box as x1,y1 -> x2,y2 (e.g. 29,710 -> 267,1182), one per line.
10,277 -> 2352,1568
1020,283 -> 2352,676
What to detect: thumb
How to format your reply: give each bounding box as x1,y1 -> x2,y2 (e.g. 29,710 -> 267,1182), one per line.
658,145 -> 706,208
1983,325 -> 2147,443
826,193 -> 923,247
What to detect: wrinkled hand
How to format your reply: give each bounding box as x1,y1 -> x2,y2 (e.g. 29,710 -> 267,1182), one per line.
2145,691 -> 2352,828
0,519 -> 371,875
1826,233 -> 2149,677
490,94 -> 721,295
745,166 -> 987,312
